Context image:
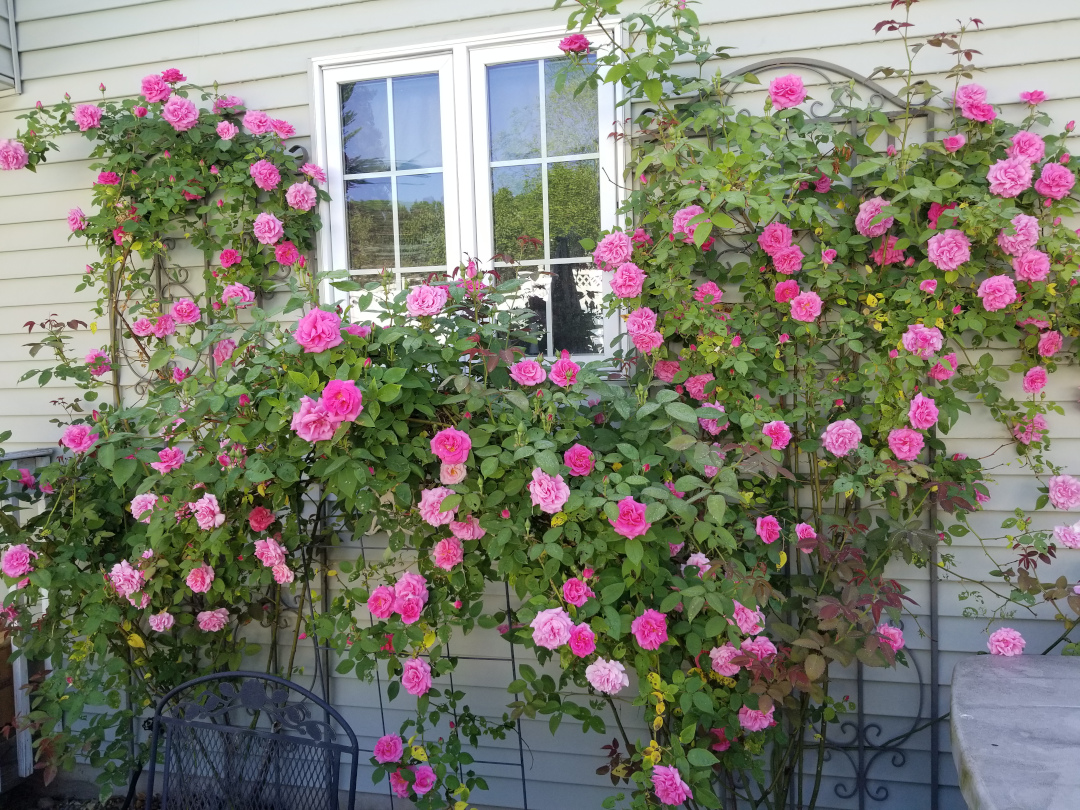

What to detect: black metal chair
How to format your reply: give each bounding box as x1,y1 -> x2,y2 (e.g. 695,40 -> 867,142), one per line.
146,671 -> 359,810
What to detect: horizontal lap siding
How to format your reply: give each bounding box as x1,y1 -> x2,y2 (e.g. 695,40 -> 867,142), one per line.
3,1 -> 1080,808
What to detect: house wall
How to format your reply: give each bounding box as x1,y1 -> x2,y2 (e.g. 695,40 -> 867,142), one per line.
2,2 -> 1080,809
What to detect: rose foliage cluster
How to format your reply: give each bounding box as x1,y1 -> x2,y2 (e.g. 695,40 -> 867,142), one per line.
1,2 -> 1080,809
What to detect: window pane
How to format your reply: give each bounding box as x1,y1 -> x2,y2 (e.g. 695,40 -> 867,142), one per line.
492,166 -> 544,261
341,79 -> 390,174
500,268 -> 548,356
346,178 -> 394,271
544,58 -> 599,157
551,263 -> 603,355
547,160 -> 600,259
393,74 -> 442,170
488,62 -> 541,161
397,173 -> 446,268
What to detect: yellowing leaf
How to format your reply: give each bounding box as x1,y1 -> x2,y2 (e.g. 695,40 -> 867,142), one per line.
411,745 -> 428,762
127,634 -> 145,649
422,631 -> 436,650
652,715 -> 664,730
777,551 -> 788,570
89,322 -> 98,335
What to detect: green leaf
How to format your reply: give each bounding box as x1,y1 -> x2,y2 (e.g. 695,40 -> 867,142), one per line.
98,442 -> 116,471
148,347 -> 172,372
666,434 -> 696,452
706,495 -> 726,524
112,457 -> 137,488
625,537 -> 643,566
376,384 -> 402,403
665,402 -> 698,423
936,171 -> 963,189
643,79 -> 663,103
687,748 -> 719,767
505,390 -> 531,412
849,160 -> 881,177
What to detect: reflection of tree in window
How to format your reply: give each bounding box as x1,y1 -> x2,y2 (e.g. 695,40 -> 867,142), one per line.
348,196 -> 446,272
341,82 -> 390,174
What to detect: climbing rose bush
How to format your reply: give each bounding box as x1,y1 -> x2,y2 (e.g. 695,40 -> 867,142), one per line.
1,2 -> 1079,809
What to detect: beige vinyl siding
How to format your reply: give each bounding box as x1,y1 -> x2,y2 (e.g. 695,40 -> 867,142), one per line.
2,2 -> 1080,808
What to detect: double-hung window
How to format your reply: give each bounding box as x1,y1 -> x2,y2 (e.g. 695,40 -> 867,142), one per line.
314,28 -> 622,358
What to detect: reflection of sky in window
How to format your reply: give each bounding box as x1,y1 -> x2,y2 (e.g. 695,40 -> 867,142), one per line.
346,177 -> 391,203
392,74 -> 441,170
341,79 -> 390,174
488,62 -> 540,161
397,173 -> 443,209
492,164 -> 539,195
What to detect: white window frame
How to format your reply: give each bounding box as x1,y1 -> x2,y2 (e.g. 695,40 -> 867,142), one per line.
311,24 -> 626,359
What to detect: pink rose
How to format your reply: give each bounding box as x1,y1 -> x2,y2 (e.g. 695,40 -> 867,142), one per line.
796,523 -> 817,541
941,134 -> 966,152
216,121 -> 238,140
709,643 -> 741,677
733,600 -> 764,635
877,623 -> 905,652
61,424 -> 98,454
987,627 -> 1025,656
610,496 -> 650,539
630,609 -> 668,650
291,396 -> 338,442
870,235 -> 905,267
171,298 -> 201,325
344,323 -> 371,338
213,339 -> 237,366
888,428 -> 924,461
286,181 -> 318,211
0,139 -> 28,171
961,101 -> 997,122
822,419 -> 862,457
1037,330 -> 1063,357
694,281 -> 722,305
220,248 -> 242,269
248,506 -> 276,533
1049,475 -> 1080,510
96,171 -> 120,186
411,765 -> 437,797
374,734 -> 404,764
652,764 -> 694,806
625,307 -> 657,336
926,229 -> 970,271
149,612 -> 174,632
252,211 -> 284,245
186,563 -> 215,593
632,330 -> 664,353
1020,90 -> 1047,105
449,514 -> 485,540
610,262 -> 646,298
756,515 -> 781,544
1035,161 -> 1076,200
821,248 -> 837,265
509,359 -> 546,386
927,201 -> 957,230
67,207 -> 87,231
592,231 -> 633,271
558,33 -> 590,53
130,493 -> 158,524
431,427 -> 470,464
855,197 -> 893,237
367,585 -> 396,619
254,537 -> 287,568
389,771 -> 409,798
908,393 -> 939,430
919,279 -> 938,294
562,578 -> 594,607
1013,413 -> 1048,445
672,205 -> 708,244
768,74 -> 806,110
108,560 -> 144,597
151,315 -> 176,339
1012,249 -> 1051,282
530,607 -> 573,649
997,214 -> 1040,256
902,323 -> 944,358
271,118 -> 295,138
682,552 -> 711,577
564,443 -> 594,476
318,379 -> 362,423
585,658 -> 628,694
85,349 -> 111,377
631,227 -> 652,247
418,486 -> 456,527
758,222 -> 793,256
248,160 -> 281,192
742,636 -> 777,660
432,536 -> 464,571
161,96 -> 198,131
528,468 -> 570,514
739,705 -> 775,733
654,360 -> 681,383
568,623 -> 596,657
395,572 -> 428,603
405,284 -> 448,317
295,308 -> 343,353
697,402 -> 726,435
191,494 -> 225,530
150,447 -> 185,475
977,275 -> 1018,312
1022,366 -> 1048,394
772,244 -> 804,274
1007,131 -> 1046,164
243,110 -> 274,134
1054,524 -> 1080,549
73,104 -> 103,131
550,350 -> 581,388
197,608 -> 229,632
1,544 -> 37,578
986,157 -> 1033,198
221,283 -> 255,307
773,280 -> 799,304
790,291 -> 822,322
762,420 -> 792,450
685,373 -> 715,401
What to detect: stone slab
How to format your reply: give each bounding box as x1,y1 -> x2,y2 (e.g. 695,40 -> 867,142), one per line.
951,655 -> 1080,810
